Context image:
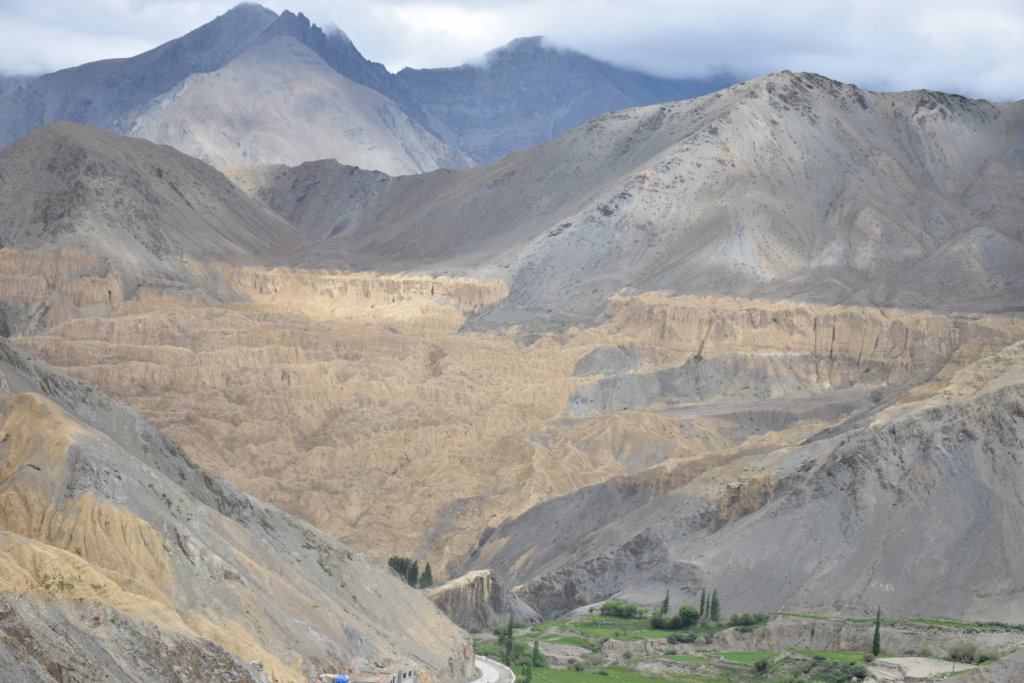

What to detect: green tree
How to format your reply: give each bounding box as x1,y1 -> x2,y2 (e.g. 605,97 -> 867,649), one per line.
531,639 -> 544,668
699,588 -> 706,619
419,562 -> 433,588
660,590 -> 670,616
709,589 -> 720,622
872,607 -> 881,657
407,560 -> 419,588
673,604 -> 700,628
388,556 -> 410,577
522,657 -> 533,683
503,615 -> 515,665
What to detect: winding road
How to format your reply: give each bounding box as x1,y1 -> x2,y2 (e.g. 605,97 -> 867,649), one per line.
471,656 -> 514,683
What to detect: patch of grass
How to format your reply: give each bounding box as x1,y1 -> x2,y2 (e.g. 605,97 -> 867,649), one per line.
790,648 -> 865,662
718,651 -> 777,664
545,635 -> 595,649
572,616 -> 668,641
528,665 -> 698,683
663,654 -> 707,663
775,611 -> 831,620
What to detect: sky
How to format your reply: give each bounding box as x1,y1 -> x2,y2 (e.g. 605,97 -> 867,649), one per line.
1,0 -> 1022,101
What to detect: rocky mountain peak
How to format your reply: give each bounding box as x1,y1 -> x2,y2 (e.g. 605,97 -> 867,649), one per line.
256,6 -> 397,97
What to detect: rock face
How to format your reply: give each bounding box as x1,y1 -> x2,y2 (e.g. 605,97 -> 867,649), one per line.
428,570 -> 541,632
0,337 -> 474,682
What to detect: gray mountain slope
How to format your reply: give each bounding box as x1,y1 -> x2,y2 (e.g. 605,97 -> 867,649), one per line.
0,336 -> 473,681
0,121 -> 298,267
395,37 -> 734,163
0,74 -> 32,96
264,72 -> 1024,325
464,342 -> 1024,622
0,3 -> 277,146
123,35 -> 472,174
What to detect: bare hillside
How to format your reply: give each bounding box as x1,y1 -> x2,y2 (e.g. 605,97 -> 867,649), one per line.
260,72 -> 1024,324
0,337 -> 473,682
124,35 -> 472,174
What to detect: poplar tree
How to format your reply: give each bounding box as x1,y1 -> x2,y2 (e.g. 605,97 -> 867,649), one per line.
872,607 -> 881,657
660,590 -> 670,616
699,589 -> 707,619
407,560 -> 419,588
503,615 -> 515,665
419,563 -> 433,588
709,589 -> 720,622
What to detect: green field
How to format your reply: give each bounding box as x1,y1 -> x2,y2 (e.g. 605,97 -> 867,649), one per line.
717,651 -> 776,664
544,635 -> 595,649
528,665 -> 695,683
790,648 -> 866,662
571,616 -> 670,640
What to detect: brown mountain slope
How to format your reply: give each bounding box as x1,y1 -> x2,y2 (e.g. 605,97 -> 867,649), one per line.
124,35 -> 472,174
0,337 -> 473,682
247,72 -> 1024,324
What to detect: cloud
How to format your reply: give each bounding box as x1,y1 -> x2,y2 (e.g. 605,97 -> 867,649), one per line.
1,0 -> 1022,101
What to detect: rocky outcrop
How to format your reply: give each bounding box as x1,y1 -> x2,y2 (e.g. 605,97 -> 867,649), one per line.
428,570 -> 540,631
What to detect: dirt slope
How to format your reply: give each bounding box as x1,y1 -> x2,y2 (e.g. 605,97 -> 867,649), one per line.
0,337 -> 473,682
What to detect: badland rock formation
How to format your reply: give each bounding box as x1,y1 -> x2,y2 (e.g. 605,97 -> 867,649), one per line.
0,336 -> 472,681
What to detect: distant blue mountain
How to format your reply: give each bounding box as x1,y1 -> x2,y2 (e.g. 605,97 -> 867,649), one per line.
0,3 -> 735,165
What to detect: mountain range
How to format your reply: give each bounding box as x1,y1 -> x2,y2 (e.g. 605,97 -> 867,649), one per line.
2,4 -> 1024,681
0,3 -> 732,172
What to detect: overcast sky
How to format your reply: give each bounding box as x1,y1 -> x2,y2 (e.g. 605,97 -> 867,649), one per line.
1,0 -> 1022,101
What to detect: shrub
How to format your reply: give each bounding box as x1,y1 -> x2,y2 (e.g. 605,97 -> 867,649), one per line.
674,604 -> 700,629
754,658 -> 770,673
600,599 -> 645,618
727,612 -> 770,627
977,648 -> 1001,663
948,641 -> 978,663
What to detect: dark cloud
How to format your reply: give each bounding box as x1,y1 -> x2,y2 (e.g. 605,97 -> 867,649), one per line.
1,0 -> 1021,100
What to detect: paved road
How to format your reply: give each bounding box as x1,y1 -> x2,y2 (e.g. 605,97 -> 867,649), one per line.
471,656 -> 514,683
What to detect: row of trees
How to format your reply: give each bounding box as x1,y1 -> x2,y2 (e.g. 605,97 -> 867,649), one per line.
387,556 -> 434,588
649,588 -> 721,629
